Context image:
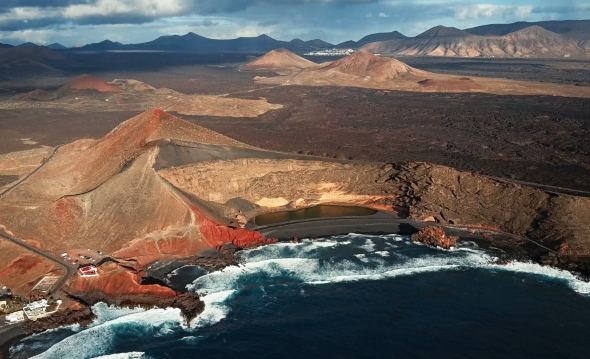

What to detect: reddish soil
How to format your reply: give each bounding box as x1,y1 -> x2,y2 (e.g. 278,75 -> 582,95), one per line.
2,108 -> 251,206
11,89 -> 56,101
197,211 -> 274,248
244,48 -> 316,69
67,262 -> 176,298
319,49 -> 425,81
58,74 -> 123,93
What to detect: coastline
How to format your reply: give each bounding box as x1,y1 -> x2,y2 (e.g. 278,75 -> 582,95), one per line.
0,324 -> 25,358
3,213 -> 589,354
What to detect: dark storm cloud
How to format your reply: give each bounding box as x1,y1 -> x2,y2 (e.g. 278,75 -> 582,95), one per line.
0,18 -> 61,31
0,0 -> 92,11
0,0 -> 380,31
187,0 -> 377,15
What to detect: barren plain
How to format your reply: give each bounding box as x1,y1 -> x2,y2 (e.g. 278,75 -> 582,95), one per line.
1,52 -> 589,192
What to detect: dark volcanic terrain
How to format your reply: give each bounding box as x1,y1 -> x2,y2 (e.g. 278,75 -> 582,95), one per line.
185,87 -> 590,192
0,53 -> 589,193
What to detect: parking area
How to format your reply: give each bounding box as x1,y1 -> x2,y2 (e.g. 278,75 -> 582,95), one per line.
60,248 -> 108,267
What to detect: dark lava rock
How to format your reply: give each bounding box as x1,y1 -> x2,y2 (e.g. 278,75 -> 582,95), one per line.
22,305 -> 95,335
412,226 -> 459,249
76,292 -> 204,325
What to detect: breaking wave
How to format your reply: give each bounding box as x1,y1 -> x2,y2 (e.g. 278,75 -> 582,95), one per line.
189,234 -> 590,296
91,353 -> 146,359
21,233 -> 590,358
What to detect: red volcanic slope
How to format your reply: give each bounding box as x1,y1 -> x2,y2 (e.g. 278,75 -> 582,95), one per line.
245,48 -> 316,69
59,74 -> 123,93
320,49 -> 422,81
5,108 -> 250,206
194,207 -> 274,248
11,89 -> 56,101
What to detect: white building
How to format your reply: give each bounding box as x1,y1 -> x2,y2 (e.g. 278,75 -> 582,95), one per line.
6,310 -> 25,323
304,48 -> 356,56
23,299 -> 61,320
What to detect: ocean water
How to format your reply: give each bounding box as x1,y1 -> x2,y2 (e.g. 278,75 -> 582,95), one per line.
10,234 -> 590,359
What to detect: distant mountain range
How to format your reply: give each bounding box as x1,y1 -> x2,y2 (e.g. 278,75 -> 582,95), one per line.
17,42 -> 38,47
335,31 -> 407,49
0,46 -> 79,76
363,24 -> 589,58
47,43 -> 68,50
4,19 -> 590,58
464,19 -> 590,36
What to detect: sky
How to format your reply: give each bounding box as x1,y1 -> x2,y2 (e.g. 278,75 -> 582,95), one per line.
0,0 -> 588,46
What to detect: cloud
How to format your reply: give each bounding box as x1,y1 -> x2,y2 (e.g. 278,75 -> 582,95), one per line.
454,4 -> 534,20
0,0 -> 589,46
0,1 -> 87,12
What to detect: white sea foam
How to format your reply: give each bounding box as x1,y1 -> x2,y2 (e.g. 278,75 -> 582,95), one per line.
27,234 -> 590,358
360,239 -> 375,252
31,308 -> 184,359
489,261 -> 590,294
190,290 -> 235,327
190,233 -> 590,298
189,242 -> 493,297
90,352 -> 145,359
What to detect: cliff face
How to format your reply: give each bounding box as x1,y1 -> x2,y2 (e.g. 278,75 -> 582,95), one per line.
158,158 -> 395,210
386,162 -> 590,255
160,156 -> 590,256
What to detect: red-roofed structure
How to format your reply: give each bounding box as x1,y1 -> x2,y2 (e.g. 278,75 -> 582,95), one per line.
78,265 -> 99,277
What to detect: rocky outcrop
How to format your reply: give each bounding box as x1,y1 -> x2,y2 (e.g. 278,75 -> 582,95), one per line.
22,304 -> 95,335
77,292 -> 204,325
411,226 -> 458,249
158,158 -> 396,212
198,214 -> 274,247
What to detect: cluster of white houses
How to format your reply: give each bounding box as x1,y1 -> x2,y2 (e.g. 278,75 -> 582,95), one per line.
6,299 -> 62,323
2,264 -> 99,325
304,48 -> 356,56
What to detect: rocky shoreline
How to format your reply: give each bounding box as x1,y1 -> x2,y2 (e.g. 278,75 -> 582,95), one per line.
7,242 -> 251,348
4,226 -> 590,356
415,225 -> 590,282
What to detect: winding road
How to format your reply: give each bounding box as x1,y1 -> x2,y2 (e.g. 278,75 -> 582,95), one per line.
0,144 -> 76,296
488,176 -> 590,197
0,231 -> 76,296
0,145 -> 62,198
